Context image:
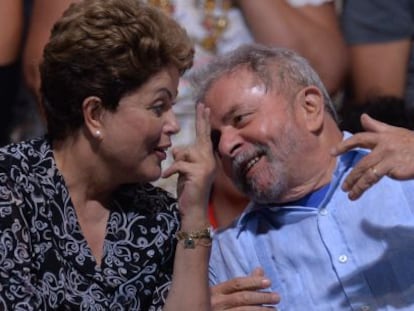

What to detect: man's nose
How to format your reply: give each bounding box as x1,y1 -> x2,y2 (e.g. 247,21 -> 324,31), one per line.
218,126 -> 243,159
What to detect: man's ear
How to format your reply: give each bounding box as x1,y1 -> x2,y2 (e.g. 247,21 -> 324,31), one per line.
296,86 -> 325,133
82,96 -> 105,139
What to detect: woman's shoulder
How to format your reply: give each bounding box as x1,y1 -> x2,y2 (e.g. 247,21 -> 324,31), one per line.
0,138 -> 54,218
0,136 -> 54,188
0,137 -> 51,174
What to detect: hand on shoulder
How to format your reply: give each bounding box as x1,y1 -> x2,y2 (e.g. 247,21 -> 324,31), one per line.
332,113 -> 414,200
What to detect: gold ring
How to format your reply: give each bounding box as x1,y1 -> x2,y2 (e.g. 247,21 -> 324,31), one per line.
371,167 -> 380,178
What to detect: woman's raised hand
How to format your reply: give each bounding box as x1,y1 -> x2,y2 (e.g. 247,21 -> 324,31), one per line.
163,103 -> 216,222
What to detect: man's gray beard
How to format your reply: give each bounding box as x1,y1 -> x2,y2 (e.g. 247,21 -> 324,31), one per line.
238,163 -> 288,204
233,145 -> 288,204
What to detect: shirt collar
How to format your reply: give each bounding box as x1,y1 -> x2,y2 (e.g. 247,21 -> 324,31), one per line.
235,131 -> 369,232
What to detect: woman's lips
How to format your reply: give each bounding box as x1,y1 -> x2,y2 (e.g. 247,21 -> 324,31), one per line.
154,149 -> 167,161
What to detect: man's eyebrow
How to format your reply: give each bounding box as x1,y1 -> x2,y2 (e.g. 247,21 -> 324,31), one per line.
222,105 -> 239,124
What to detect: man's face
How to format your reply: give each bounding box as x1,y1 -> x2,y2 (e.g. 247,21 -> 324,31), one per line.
205,68 -> 305,204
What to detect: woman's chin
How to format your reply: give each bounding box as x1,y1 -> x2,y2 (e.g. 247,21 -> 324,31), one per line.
141,170 -> 163,184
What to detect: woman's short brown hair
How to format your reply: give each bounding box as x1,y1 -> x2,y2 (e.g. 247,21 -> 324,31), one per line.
40,0 -> 194,140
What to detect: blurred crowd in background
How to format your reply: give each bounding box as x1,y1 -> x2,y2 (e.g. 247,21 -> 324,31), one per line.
1,0 -> 414,147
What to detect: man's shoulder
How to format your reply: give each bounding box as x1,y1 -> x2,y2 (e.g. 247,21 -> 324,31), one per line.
211,217 -> 244,242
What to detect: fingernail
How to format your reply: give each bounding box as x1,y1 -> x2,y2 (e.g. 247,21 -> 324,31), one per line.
348,192 -> 356,201
262,278 -> 271,287
271,293 -> 280,302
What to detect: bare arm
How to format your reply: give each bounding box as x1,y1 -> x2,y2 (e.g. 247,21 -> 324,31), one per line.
331,114 -> 414,200
163,104 -> 216,311
0,0 -> 24,65
236,0 -> 348,95
348,40 -> 411,103
164,107 -> 280,310
23,0 -> 78,101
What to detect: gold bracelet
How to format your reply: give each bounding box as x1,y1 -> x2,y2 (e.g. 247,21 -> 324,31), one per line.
176,226 -> 213,249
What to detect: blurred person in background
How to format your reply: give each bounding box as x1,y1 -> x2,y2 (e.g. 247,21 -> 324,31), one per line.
0,0 -> 24,146
340,0 -> 414,132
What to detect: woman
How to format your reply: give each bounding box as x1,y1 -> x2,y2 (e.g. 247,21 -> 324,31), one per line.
0,0 -> 215,310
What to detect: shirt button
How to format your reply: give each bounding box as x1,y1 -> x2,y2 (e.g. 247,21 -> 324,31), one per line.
319,208 -> 328,216
338,255 -> 348,263
360,306 -> 370,311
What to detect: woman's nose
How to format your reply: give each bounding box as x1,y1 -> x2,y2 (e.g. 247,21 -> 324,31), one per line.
165,110 -> 181,135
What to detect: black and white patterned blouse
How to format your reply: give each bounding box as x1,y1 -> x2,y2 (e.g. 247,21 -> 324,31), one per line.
0,137 -> 180,310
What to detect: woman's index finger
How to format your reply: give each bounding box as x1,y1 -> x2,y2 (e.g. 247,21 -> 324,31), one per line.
195,103 -> 212,147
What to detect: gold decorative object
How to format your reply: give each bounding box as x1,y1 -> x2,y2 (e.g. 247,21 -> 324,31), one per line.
148,0 -> 175,15
148,0 -> 231,53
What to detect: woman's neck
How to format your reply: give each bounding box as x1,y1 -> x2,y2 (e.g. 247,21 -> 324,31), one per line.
53,133 -> 113,266
52,133 -> 114,205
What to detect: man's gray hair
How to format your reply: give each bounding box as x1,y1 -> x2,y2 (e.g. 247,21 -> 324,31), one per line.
190,44 -> 338,121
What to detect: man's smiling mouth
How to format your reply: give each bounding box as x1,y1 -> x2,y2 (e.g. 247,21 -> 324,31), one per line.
243,155 -> 261,174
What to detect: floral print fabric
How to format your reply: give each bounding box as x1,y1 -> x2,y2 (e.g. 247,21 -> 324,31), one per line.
0,137 -> 180,310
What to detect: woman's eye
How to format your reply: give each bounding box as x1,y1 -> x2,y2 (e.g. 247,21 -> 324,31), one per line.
152,105 -> 164,116
151,101 -> 171,116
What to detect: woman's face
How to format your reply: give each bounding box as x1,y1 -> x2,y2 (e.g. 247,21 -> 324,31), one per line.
99,66 -> 181,184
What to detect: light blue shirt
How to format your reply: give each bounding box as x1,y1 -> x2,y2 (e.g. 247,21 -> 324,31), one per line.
209,134 -> 414,311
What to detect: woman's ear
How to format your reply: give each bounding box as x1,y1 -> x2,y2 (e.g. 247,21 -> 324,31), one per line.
296,86 -> 325,133
82,96 -> 105,139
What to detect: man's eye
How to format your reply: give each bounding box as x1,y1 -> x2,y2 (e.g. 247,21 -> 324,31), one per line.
234,115 -> 243,124
234,113 -> 249,126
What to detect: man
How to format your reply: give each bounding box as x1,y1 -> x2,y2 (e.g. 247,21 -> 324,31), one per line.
193,44 -> 414,310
